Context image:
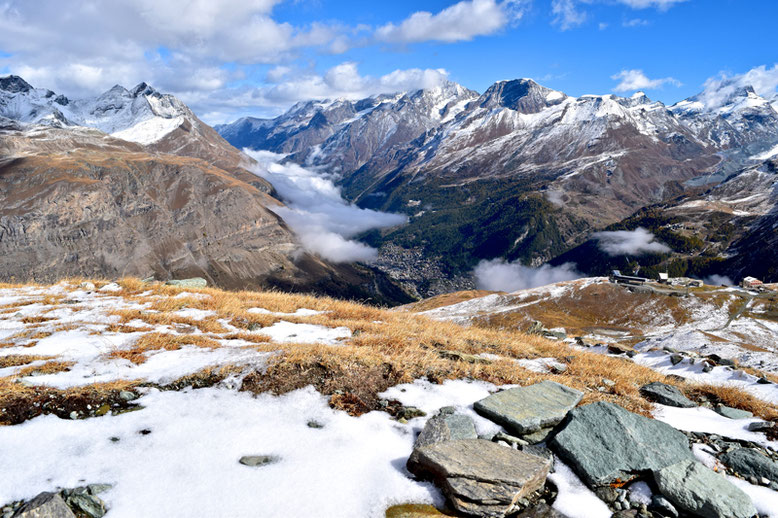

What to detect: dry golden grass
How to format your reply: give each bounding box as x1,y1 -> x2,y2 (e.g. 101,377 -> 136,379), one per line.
107,333 -> 221,364
20,315 -> 56,324
1,277 -> 776,424
16,360 -> 75,377
0,355 -> 55,368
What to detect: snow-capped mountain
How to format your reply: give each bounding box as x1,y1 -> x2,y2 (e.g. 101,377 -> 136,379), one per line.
216,76 -> 778,294
0,76 -> 190,144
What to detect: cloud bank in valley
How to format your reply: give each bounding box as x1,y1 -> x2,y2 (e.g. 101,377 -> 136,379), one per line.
474,259 -> 581,292
246,150 -> 406,263
593,227 -> 671,256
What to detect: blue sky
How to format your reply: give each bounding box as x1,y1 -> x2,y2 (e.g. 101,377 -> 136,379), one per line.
1,0 -> 776,123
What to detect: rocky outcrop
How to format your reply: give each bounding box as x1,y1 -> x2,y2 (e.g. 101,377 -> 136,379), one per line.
408,439 -> 551,518
639,382 -> 696,408
11,493 -> 75,518
653,460 -> 756,518
720,448 -> 778,485
474,381 -> 583,435
548,402 -> 693,487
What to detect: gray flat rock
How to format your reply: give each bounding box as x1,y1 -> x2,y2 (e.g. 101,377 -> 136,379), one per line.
409,439 -> 551,518
12,493 -> 75,518
474,381 -> 583,434
639,382 -> 696,408
548,401 -> 693,487
714,405 -> 753,419
407,413 -> 477,471
653,460 -> 756,518
165,277 -> 207,288
720,447 -> 778,485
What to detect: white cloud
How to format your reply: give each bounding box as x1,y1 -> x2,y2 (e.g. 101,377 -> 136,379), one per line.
611,69 -> 681,92
376,0 -> 526,43
474,260 -> 581,292
695,64 -> 778,111
623,18 -> 650,27
553,0 -> 685,29
704,274 -> 733,286
244,150 -> 407,263
552,0 -> 587,30
615,0 -> 686,9
593,227 -> 671,256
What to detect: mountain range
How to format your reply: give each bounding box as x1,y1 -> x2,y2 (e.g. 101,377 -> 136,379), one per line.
0,76 -> 412,304
217,77 -> 778,295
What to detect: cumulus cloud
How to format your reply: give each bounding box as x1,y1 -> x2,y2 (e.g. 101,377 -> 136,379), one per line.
593,227 -> 671,256
695,64 -> 778,111
245,150 -> 407,263
552,0 -> 587,30
553,0 -> 685,29
474,260 -> 581,292
376,0 -> 526,44
611,69 -> 681,92
194,62 -> 452,123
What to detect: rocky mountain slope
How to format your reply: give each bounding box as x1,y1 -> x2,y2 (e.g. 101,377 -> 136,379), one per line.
219,78 -> 778,294
553,157 -> 778,282
0,77 -> 412,304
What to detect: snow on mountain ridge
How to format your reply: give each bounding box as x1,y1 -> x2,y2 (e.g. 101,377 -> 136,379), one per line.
0,75 -> 193,144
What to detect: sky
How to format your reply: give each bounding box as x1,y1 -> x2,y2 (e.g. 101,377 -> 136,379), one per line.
0,0 -> 776,124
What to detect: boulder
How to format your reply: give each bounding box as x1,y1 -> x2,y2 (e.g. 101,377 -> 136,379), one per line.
165,277 -> 207,288
639,382 -> 696,408
720,448 -> 778,485
474,381 -> 583,435
747,421 -> 775,432
408,439 -> 551,518
653,460 -> 756,518
12,492 -> 75,518
548,402 -> 693,487
238,455 -> 280,467
407,413 -> 477,470
713,405 -> 753,420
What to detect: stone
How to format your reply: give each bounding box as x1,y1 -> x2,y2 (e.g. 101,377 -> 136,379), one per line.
474,381 -> 583,434
653,460 -> 756,518
720,448 -> 778,485
757,376 -> 772,385
639,382 -> 696,408
238,455 -> 281,467
607,343 -> 634,355
548,402 -> 693,487
515,503 -> 568,517
12,492 -> 75,518
669,354 -> 684,365
492,431 -> 529,448
520,427 -> 554,445
118,390 -> 137,401
747,421 -> 775,432
594,487 -> 619,503
64,493 -> 105,518
713,405 -> 753,420
407,414 -> 478,470
649,495 -> 678,517
408,439 -> 551,518
165,277 -> 207,288
438,350 -> 491,364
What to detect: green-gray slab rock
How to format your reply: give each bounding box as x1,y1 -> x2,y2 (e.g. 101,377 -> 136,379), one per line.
639,382 -> 696,408
409,439 -> 551,518
407,413 -> 477,471
548,401 -> 693,487
653,460 -> 756,518
165,277 -> 207,288
714,405 -> 753,420
474,381 -> 583,434
720,448 -> 778,485
12,492 -> 75,518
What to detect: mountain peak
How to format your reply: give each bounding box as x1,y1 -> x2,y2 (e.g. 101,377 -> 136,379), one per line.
0,75 -> 33,94
480,78 -> 566,113
130,82 -> 158,97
